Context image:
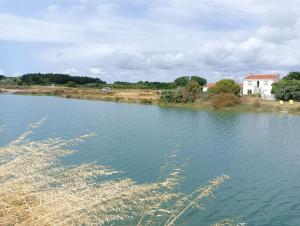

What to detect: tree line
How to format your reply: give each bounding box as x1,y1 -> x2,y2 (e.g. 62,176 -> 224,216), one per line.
112,76 -> 207,90
20,73 -> 106,86
1,73 -> 208,90
112,81 -> 176,89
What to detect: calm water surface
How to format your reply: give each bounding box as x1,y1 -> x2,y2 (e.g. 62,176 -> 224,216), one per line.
1,94 -> 300,226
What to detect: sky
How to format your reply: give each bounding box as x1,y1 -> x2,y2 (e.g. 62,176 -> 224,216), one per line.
1,0 -> 300,82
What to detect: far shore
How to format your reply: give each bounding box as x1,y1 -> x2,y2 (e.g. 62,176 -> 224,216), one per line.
1,85 -> 300,115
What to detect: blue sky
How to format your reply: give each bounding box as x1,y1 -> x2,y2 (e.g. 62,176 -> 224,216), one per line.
1,0 -> 300,82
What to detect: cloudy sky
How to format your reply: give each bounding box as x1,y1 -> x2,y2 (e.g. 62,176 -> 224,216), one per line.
1,0 -> 300,82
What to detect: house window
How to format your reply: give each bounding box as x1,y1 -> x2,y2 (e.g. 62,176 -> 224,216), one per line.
247,89 -> 252,95
248,81 -> 252,86
257,81 -> 260,87
264,81 -> 269,86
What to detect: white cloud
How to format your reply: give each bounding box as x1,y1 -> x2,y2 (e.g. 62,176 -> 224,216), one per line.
0,14 -> 85,43
2,0 -> 300,81
89,67 -> 103,74
64,68 -> 79,75
47,5 -> 59,14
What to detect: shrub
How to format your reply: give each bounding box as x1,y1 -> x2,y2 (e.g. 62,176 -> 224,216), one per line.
160,88 -> 199,103
114,96 -> 121,102
160,90 -> 173,102
209,79 -> 241,95
66,81 -> 77,87
185,80 -> 200,92
84,83 -> 101,88
272,80 -> 300,101
211,93 -> 241,109
140,99 -> 153,104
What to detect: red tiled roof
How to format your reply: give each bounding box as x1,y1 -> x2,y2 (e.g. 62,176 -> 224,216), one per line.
245,74 -> 279,80
205,83 -> 215,88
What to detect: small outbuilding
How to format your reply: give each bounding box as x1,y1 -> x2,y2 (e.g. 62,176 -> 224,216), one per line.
101,87 -> 112,93
203,83 -> 215,92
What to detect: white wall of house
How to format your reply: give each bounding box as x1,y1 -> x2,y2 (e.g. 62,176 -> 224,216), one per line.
242,79 -> 278,100
203,86 -> 208,92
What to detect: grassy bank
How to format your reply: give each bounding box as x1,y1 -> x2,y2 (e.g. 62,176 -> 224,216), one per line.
0,85 -> 160,104
1,85 -> 300,115
159,97 -> 300,115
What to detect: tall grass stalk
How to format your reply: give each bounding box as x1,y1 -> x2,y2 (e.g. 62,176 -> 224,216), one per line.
0,120 -> 236,225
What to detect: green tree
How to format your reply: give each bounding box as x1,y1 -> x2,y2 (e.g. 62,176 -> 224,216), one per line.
284,72 -> 300,80
209,79 -> 241,95
190,76 -> 207,86
271,80 -> 300,101
174,76 -> 189,86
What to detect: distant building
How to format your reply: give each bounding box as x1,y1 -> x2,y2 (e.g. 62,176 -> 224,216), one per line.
242,74 -> 280,100
203,83 -> 215,92
101,87 -> 112,93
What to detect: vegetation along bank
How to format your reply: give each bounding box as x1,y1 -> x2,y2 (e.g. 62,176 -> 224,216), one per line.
1,72 -> 300,114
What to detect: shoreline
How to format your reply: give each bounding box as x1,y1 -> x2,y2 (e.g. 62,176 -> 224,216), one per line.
1,86 -> 300,115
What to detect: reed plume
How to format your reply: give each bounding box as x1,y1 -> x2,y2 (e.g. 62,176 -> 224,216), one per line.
0,120 -> 236,226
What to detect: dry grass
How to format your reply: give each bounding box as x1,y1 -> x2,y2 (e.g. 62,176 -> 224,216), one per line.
240,96 -> 300,114
0,120 -> 240,225
1,86 -> 160,104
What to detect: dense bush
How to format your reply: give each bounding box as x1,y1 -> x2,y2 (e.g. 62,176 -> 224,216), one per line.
209,79 -> 241,95
160,87 -> 200,103
185,80 -> 200,92
0,77 -> 22,86
21,73 -> 106,85
211,93 -> 241,109
271,79 -> 300,101
0,75 -> 5,80
66,81 -> 77,87
284,72 -> 300,80
83,83 -> 102,88
174,76 -> 207,87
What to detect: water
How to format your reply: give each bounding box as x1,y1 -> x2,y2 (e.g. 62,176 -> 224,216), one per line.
1,94 -> 300,226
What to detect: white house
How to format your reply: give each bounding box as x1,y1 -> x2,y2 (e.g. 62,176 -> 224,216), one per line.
203,83 -> 215,92
242,74 -> 280,100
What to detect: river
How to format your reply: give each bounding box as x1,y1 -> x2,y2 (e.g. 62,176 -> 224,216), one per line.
1,94 -> 300,225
